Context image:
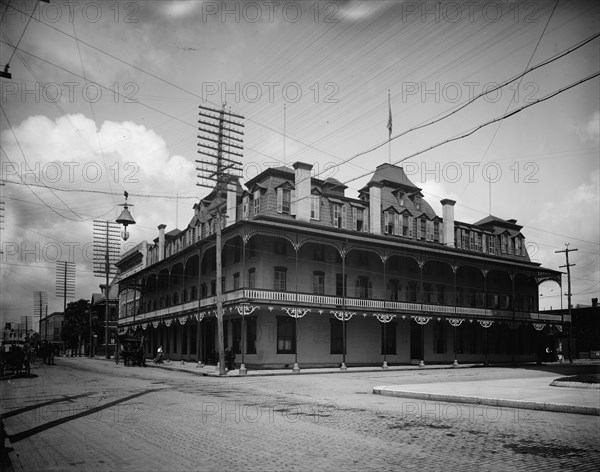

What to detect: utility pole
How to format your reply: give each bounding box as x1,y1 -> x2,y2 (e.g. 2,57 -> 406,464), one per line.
93,221 -> 120,359
555,244 -> 577,363
196,103 -> 244,376
33,291 -> 47,341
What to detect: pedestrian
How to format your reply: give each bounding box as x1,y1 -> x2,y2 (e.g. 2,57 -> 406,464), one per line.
154,346 -> 163,364
225,347 -> 235,371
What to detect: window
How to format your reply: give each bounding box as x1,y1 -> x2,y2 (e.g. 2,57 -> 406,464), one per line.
474,233 -> 481,252
274,267 -> 287,291
501,233 -> 508,253
488,235 -> 496,254
434,321 -> 447,354
230,319 -> 241,354
420,218 -> 426,240
433,221 -> 440,242
414,195 -> 422,210
353,207 -> 365,232
191,285 -> 198,300
384,211 -> 395,234
381,321 -> 397,354
277,188 -> 292,214
356,276 -> 370,298
461,230 -> 469,250
387,279 -> 400,301
313,244 -> 324,261
398,192 -> 405,206
253,189 -> 261,215
242,195 -> 249,219
277,316 -> 295,353
313,271 -> 325,294
332,204 -> 344,228
330,318 -> 345,354
210,280 -> 216,295
247,240 -> 257,259
246,316 -> 257,354
233,272 -> 240,290
201,283 -> 207,298
248,268 -> 256,289
402,215 -> 410,237
273,240 -> 287,256
310,195 -> 320,220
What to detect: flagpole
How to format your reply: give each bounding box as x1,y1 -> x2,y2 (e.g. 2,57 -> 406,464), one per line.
387,89 -> 392,163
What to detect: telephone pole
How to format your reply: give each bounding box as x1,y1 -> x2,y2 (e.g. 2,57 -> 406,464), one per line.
555,244 -> 577,363
196,103 -> 244,376
93,221 -> 120,359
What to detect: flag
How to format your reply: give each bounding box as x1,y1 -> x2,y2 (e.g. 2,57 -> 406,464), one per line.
387,92 -> 392,140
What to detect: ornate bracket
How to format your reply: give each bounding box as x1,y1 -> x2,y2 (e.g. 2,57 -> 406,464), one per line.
152,321 -> 160,328
141,322 -> 148,330
412,316 -> 431,325
236,304 -> 260,316
555,325 -> 563,332
506,321 -> 519,330
478,320 -> 494,329
283,307 -> 311,319
447,318 -> 464,327
374,313 -> 395,324
195,312 -> 205,322
164,319 -> 173,327
532,323 -> 546,331
178,316 -> 188,325
331,310 -> 355,322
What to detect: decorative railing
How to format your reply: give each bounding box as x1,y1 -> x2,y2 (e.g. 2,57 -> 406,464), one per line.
119,289 -> 565,325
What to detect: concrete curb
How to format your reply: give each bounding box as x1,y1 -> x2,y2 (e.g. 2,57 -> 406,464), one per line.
550,380 -> 600,389
372,387 -> 600,416
143,362 -> 480,377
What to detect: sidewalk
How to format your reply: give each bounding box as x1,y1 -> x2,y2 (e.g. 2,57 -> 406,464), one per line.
86,356 -> 600,416
373,376 -> 600,416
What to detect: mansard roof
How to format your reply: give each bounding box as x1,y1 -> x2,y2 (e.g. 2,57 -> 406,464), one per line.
473,215 -> 524,231
366,163 -> 421,190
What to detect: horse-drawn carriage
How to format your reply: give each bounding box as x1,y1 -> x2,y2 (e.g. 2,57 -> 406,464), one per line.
0,341 -> 31,376
119,335 -> 146,367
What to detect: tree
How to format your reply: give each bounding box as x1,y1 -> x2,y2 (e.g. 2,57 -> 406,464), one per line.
61,299 -> 91,356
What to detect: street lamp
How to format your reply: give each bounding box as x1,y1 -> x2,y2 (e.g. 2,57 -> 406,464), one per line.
93,192 -> 136,361
116,191 -> 136,240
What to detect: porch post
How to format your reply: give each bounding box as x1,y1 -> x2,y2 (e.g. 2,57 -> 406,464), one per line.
293,238 -> 300,373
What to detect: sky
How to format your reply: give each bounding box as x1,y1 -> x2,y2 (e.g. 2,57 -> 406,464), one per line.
1,0 -> 599,326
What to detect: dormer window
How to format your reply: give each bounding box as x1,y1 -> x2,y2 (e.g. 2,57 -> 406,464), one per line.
398,192 -> 405,206
414,195 -> 422,211
276,187 -> 292,214
384,210 -> 396,235
311,195 -> 320,220
253,189 -> 261,215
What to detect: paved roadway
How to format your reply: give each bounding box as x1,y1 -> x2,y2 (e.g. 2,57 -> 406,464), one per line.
1,358 -> 599,472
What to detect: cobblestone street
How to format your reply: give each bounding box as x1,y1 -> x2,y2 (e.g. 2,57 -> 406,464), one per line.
2,358 -> 599,471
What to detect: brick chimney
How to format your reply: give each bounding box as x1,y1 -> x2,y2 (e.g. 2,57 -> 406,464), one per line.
293,161 -> 313,222
158,224 -> 166,261
440,199 -> 456,247
368,181 -> 383,235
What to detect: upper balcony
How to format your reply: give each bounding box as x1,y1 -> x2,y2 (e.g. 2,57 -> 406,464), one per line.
118,288 -> 567,326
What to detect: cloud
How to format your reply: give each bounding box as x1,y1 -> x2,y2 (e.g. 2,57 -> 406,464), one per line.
576,111 -> 600,145
1,114 -> 198,321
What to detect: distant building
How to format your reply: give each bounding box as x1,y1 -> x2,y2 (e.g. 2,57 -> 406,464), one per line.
39,312 -> 64,347
117,162 -> 563,368
2,322 -> 35,345
543,298 -> 600,359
